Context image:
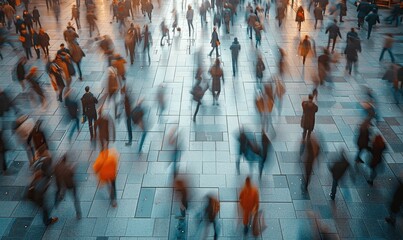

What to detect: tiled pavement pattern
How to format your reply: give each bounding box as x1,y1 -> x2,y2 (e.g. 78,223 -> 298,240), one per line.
1,0 -> 403,239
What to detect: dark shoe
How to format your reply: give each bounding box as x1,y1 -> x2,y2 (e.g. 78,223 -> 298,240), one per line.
329,193 -> 335,200
125,142 -> 132,146
385,217 -> 396,225
111,200 -> 117,208
367,180 -> 374,186
76,212 -> 82,220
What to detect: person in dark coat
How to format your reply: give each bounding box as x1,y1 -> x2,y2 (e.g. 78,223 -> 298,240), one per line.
318,48 -> 330,84
201,195 -> 220,239
365,9 -> 380,39
16,57 -> 27,90
14,16 -> 24,34
96,111 -> 116,150
346,27 -> 358,43
344,38 -> 361,75
355,118 -> 371,164
49,62 -> 65,102
38,28 -> 50,57
256,54 -> 265,83
301,94 -> 318,140
23,10 -> 33,32
54,154 -> 82,219
329,150 -> 350,200
325,19 -> 342,52
81,86 -> 98,140
337,1 -> 347,22
122,87 -> 133,145
0,130 -> 7,175
209,58 -> 224,105
295,6 -> 305,31
142,24 -> 152,63
298,35 -> 312,65
20,29 -> 33,60
314,5 -> 323,29
276,3 -> 286,27
230,37 -> 241,76
259,130 -> 271,180
356,0 -> 370,29
63,90 -> 80,142
237,127 -> 261,174
302,135 -> 320,190
31,29 -> 40,59
385,181 -> 403,225
86,10 -> 99,37
32,6 -> 41,28
69,42 -> 85,80
367,134 -> 386,185
209,27 -> 219,57
191,78 -> 208,122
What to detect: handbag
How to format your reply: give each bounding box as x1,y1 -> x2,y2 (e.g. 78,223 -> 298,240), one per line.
216,40 -> 220,46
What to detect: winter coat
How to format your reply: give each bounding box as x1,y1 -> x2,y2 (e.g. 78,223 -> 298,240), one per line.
344,44 -> 358,62
366,12 -> 380,25
357,120 -> 370,149
38,32 -> 50,47
301,100 -> 318,131
298,39 -> 311,56
81,92 -> 98,118
210,30 -> 219,47
210,65 -> 223,92
112,57 -> 127,77
54,157 -> 76,189
230,41 -> 241,59
325,23 -> 342,39
3,5 -> 15,19
314,6 -> 323,20
20,32 -> 32,48
69,43 -> 85,63
32,9 -> 40,20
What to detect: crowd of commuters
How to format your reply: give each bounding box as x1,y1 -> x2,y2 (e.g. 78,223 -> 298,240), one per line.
0,0 -> 402,238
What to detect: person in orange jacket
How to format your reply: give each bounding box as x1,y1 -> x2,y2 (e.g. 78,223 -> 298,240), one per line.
93,147 -> 119,207
239,176 -> 259,236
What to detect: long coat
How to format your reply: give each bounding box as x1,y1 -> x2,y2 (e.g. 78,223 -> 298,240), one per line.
301,100 -> 318,131
38,32 -> 50,47
210,30 -> 219,47
210,65 -> 223,92
295,7 -> 305,22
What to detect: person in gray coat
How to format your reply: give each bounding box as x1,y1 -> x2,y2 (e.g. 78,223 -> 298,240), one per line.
325,19 -> 342,52
230,37 -> 241,76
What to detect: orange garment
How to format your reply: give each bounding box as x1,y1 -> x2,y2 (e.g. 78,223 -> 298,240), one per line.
239,184 -> 259,225
93,148 -> 119,183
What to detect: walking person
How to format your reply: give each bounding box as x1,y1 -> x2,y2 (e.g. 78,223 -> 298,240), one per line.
3,3 -> 15,30
295,6 -> 305,31
0,130 -> 8,175
71,4 -> 80,29
186,5 -> 194,37
329,150 -> 351,200
314,5 -> 323,29
256,54 -> 265,83
239,177 -> 259,236
366,134 -> 386,185
86,10 -> 99,38
379,34 -> 395,63
325,19 -> 342,53
69,43 -> 85,80
64,90 -> 80,142
230,37 -> 241,76
96,110 -> 116,150
247,9 -> 258,39
26,67 -> 47,108
23,9 -> 33,32
191,78 -> 208,122
142,24 -> 152,63
38,28 -> 50,57
259,130 -> 271,179
344,37 -> 361,75
254,22 -> 263,48
20,29 -> 33,60
144,0 -> 153,22
302,135 -> 320,190
131,99 -> 147,152
32,6 -> 41,28
48,62 -> 65,102
355,118 -> 371,164
209,27 -> 220,57
93,147 -> 119,207
15,57 -> 27,90
54,154 -> 82,219
81,86 -> 98,140
122,87 -> 134,145
209,58 -> 224,105
301,94 -> 318,140
200,195 -> 220,240
365,9 -> 380,39
298,35 -> 312,65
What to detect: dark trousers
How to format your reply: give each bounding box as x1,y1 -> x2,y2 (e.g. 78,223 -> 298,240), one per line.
358,17 -> 364,28
75,61 -> 82,78
147,12 -> 152,21
379,48 -> 395,62
6,18 -> 12,29
212,90 -> 221,102
55,186 -> 81,216
25,47 -> 33,59
138,129 -> 146,151
187,19 -> 194,36
68,117 -> 80,141
127,117 -> 132,143
209,46 -> 219,57
367,24 -> 373,39
193,101 -> 201,121
110,179 -> 117,201
232,57 -> 238,76
302,55 -> 307,65
46,0 -> 52,9
0,151 -> 7,172
34,18 -> 42,28
87,115 -> 97,139
34,47 -> 40,59
41,45 -> 49,56
327,37 -> 336,52
346,59 -> 356,75
330,178 -> 338,197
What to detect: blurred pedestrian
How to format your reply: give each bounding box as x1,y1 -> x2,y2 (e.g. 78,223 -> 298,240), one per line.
26,67 -> 46,108
71,4 -> 80,29
314,5 -> 323,29
168,127 -> 181,177
14,115 -> 35,164
191,78 -> 208,122
186,5 -> 194,37
122,87 -> 134,145
174,178 -> 188,217
96,110 -> 116,150
209,58 -> 224,105
239,177 -> 259,236
15,57 -> 27,90
64,90 -> 80,142
256,54 -> 265,83
302,135 -> 320,190
247,9 -> 258,39
69,42 -> 85,80
367,134 -> 386,185
20,29 -> 33,60
93,147 -> 119,207
131,99 -> 147,152
172,8 -> 178,34
379,34 -> 395,63
125,25 -> 137,65
144,0 -> 153,22
325,19 -> 342,53
329,150 -> 351,200
237,128 -> 261,174
298,35 -> 312,65
54,154 -> 82,219
53,2 -> 60,22
81,86 -> 98,140
3,3 -> 15,30
318,48 -> 331,85
274,77 -> 285,115
157,84 -> 166,115
230,37 -> 241,77
209,27 -> 220,57
385,181 -> 403,226
32,6 -> 41,28
23,9 -> 33,32
223,7 -> 231,34
355,118 -> 371,164
0,130 -> 8,175
200,194 -> 220,240
48,61 -> 65,102
112,53 -> 127,81
254,21 -> 263,48
259,130 -> 271,179
38,28 -> 50,57
142,24 -> 152,63
64,23 -> 79,44
295,6 -> 305,31
365,9 -> 380,39
344,37 -> 361,75
276,2 -> 286,27
86,10 -> 99,37
301,94 -> 318,140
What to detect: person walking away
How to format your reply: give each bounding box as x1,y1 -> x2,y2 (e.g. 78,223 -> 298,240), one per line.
122,87 -> 133,145
295,6 -> 305,31
356,0 -> 370,29
256,55 -> 265,83
32,6 -> 41,28
209,27 -> 220,57
71,5 -> 80,29
54,154 -> 82,219
223,7 -> 231,34
144,0 -> 153,22
38,28 -> 50,57
318,48 -> 331,85
355,118 -> 371,164
48,62 -> 65,102
81,86 -> 98,140
254,21 -> 263,48
86,10 -> 99,37
31,29 -> 41,59
344,38 -> 361,75
64,90 -> 80,142
379,34 -> 395,63
3,3 -> 15,30
186,5 -> 194,37
96,111 -> 116,150
337,0 -> 347,22
259,130 -> 271,179
247,9 -> 258,39
142,24 -> 152,63
93,147 -> 119,207
329,150 -> 351,200
385,181 -> 403,225
365,9 -> 380,39
15,57 -> 27,90
230,37 -> 241,76
191,78 -> 208,122
23,10 -> 33,32
366,134 -> 386,185
239,177 -> 259,236
201,195 -> 220,239
325,19 -> 342,53
298,35 -> 312,65
125,0 -> 134,20
301,94 -> 318,140
131,99 -> 147,152
112,53 -> 126,81
209,58 -> 224,105
69,42 -> 85,80
314,5 -> 323,29
302,135 -> 320,190
20,29 -> 33,60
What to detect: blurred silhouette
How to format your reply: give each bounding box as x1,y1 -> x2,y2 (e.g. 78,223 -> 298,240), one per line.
259,130 -> 271,179
93,147 -> 119,207
230,37 -> 241,77
14,115 -> 35,164
64,90 -> 80,142
54,154 -> 82,219
157,84 -> 166,115
379,34 -> 395,63
256,54 -> 265,83
325,19 -> 342,53
295,6 -> 305,31
298,35 -> 312,65
199,194 -> 220,240
96,110 -> 116,150
209,27 -> 219,57
301,134 -> 320,190
14,57 -> 27,91
237,127 -> 261,175
48,61 -> 65,102
274,77 -> 286,115
26,67 -> 47,108
81,86 -> 98,140
28,120 -> 49,158
122,86 -> 134,146
174,177 -> 188,218
385,181 -> 403,226
355,118 -> 372,164
168,127 -> 181,178
301,94 -> 318,140
209,58 -> 224,105
131,99 -> 147,152
0,130 -> 8,175
366,134 -> 386,186
239,176 -> 259,236
329,150 -> 351,200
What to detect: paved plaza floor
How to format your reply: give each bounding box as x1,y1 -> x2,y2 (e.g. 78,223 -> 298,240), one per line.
1,0 -> 403,239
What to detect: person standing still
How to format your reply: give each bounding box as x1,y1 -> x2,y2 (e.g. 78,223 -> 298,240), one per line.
186,5 -> 194,37
379,34 -> 395,63
230,37 -> 241,76
81,86 -> 98,140
301,94 -> 318,140
239,177 -> 259,236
